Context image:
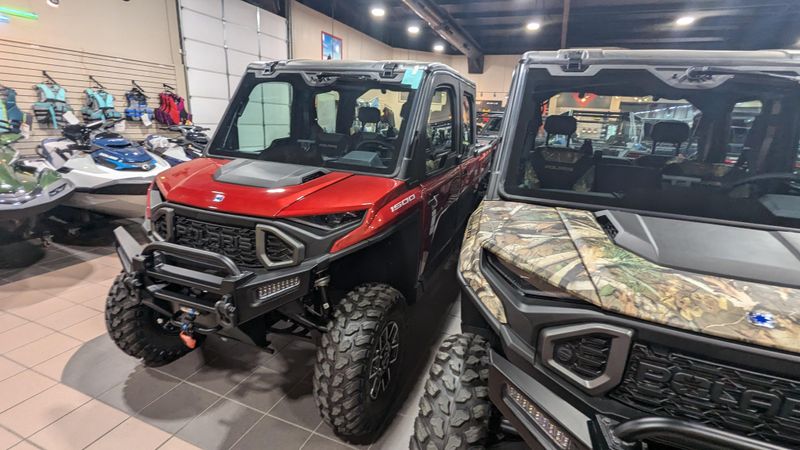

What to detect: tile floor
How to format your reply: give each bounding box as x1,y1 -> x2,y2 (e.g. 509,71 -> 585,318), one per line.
0,226 -> 461,450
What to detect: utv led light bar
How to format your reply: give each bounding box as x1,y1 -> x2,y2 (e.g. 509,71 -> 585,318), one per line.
256,276 -> 300,300
506,384 -> 576,450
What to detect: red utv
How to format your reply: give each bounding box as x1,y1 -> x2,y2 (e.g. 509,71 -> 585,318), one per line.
106,60 -> 493,439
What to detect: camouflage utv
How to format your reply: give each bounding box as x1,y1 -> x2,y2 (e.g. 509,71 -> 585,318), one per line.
411,49 -> 800,450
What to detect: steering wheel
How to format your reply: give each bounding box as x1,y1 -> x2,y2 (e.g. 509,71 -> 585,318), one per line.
724,173 -> 800,197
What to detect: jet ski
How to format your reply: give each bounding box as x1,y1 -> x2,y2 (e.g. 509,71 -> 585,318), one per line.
142,125 -> 209,166
0,132 -> 74,243
38,119 -> 170,218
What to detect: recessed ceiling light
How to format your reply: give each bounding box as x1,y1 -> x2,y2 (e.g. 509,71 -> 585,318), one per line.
370,6 -> 385,17
526,21 -> 541,31
675,16 -> 695,26
433,43 -> 445,52
407,25 -> 420,34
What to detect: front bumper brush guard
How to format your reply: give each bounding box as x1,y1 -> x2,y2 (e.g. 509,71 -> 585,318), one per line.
115,226 -> 254,329
612,417 -> 790,450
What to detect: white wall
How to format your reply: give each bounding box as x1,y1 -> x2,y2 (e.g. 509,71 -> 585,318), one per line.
178,0 -> 289,130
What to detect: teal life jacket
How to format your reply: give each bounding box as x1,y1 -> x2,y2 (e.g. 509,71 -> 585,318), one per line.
81,88 -> 122,121
33,83 -> 72,128
0,88 -> 23,133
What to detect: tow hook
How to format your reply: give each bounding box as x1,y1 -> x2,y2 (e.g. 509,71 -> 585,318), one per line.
214,297 -> 237,329
179,308 -> 198,349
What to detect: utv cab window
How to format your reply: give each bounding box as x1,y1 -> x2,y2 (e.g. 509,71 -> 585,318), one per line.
424,87 -> 456,175
461,93 -> 475,149
237,82 -> 292,153
503,68 -> 800,229
211,74 -> 417,175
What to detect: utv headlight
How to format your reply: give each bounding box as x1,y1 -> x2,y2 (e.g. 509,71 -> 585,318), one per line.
294,211 -> 366,230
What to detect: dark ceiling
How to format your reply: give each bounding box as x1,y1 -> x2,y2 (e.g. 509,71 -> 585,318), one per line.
296,0 -> 800,56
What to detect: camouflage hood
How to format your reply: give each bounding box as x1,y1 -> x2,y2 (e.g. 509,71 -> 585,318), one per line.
460,200 -> 800,353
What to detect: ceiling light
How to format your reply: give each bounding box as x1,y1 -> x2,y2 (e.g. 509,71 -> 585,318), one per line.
526,21 -> 541,31
675,16 -> 695,26
46,0 -> 59,7
370,6 -> 385,17
407,25 -> 420,34
433,43 -> 445,52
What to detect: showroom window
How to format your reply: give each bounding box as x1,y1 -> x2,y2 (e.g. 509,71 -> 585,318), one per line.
424,87 -> 456,175
236,82 -> 292,152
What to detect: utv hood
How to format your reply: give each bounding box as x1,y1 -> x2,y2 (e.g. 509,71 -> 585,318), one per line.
156,158 -> 405,218
461,200 -> 800,353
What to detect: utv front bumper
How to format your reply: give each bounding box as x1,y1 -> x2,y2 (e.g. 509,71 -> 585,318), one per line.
458,263 -> 797,450
114,226 -> 316,335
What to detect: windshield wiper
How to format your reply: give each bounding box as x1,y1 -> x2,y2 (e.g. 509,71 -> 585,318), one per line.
679,66 -> 800,84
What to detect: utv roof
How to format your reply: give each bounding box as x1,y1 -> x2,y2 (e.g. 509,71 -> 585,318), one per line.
246,59 -> 474,86
522,48 -> 800,69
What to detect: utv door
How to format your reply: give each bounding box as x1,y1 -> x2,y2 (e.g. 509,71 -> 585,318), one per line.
455,87 -> 491,220
417,78 -> 464,277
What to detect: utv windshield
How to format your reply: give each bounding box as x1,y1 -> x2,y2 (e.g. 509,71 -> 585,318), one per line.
502,68 -> 800,229
209,73 -> 418,175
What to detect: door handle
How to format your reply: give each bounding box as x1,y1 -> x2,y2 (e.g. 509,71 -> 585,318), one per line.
428,194 -> 439,208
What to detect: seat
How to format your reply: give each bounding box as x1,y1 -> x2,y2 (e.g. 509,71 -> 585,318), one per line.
529,115 -> 599,190
350,106 -> 382,150
636,120 -> 690,168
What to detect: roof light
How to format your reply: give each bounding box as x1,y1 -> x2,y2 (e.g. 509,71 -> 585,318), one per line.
370,6 -> 385,17
675,16 -> 695,26
526,21 -> 541,31
433,43 -> 445,52
407,25 -> 420,34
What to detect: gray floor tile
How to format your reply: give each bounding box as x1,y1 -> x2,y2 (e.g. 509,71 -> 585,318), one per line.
369,412 -> 416,450
231,415 -> 311,450
262,340 -> 316,380
269,377 -> 321,431
302,434 -> 351,450
186,359 -> 257,396
137,382 -> 220,434
314,422 -> 370,449
176,398 -> 263,450
226,366 -> 300,413
59,335 -> 141,397
155,348 -> 217,380
97,367 -> 181,415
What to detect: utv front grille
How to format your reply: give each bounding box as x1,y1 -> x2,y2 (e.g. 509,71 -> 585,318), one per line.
610,343 -> 800,448
173,215 -> 261,268
152,210 -> 303,270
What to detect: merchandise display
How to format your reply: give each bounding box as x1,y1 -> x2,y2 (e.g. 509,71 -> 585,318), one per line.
155,85 -> 191,125
32,72 -> 73,128
0,131 -> 73,242
142,124 -> 208,166
0,86 -> 25,133
124,82 -> 153,122
38,119 -> 169,218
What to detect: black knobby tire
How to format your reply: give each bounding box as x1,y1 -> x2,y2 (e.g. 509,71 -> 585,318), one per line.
105,271 -> 200,366
313,283 -> 407,439
410,333 -> 491,450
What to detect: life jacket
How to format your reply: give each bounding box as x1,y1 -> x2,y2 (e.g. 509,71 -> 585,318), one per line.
124,90 -> 153,121
81,88 -> 123,122
156,92 -> 192,126
33,83 -> 72,128
0,88 -> 24,134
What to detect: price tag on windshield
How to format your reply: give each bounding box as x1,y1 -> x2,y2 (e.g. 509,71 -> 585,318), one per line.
401,66 -> 423,89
